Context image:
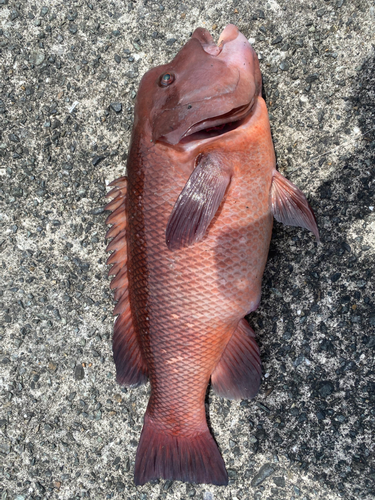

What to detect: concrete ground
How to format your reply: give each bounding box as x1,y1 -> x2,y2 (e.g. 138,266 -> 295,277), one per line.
0,0 -> 374,499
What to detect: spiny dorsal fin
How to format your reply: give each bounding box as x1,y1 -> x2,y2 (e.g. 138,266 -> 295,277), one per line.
105,177 -> 148,387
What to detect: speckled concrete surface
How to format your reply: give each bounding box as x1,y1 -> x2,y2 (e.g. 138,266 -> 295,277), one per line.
0,1 -> 374,499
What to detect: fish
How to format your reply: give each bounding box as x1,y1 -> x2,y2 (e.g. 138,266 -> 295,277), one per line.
104,24 -> 319,486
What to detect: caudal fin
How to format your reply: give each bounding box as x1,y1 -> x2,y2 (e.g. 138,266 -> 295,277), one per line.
134,413 -> 228,486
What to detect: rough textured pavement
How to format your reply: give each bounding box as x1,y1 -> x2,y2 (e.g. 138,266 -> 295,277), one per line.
0,0 -> 374,499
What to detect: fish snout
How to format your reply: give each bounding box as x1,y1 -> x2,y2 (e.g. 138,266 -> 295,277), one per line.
192,25 -> 240,57
192,27 -> 222,56
218,24 -> 240,46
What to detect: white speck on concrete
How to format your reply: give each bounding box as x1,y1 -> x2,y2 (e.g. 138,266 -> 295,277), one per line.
68,101 -> 79,113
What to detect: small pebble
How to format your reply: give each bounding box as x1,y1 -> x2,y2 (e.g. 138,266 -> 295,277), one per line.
74,365 -> 85,381
9,133 -> 20,143
271,35 -> 283,45
251,463 -> 275,487
110,102 -> 122,113
92,156 -> 104,167
279,61 -> 289,71
29,51 -> 45,66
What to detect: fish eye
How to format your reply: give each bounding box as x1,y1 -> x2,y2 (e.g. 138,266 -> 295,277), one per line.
160,73 -> 174,87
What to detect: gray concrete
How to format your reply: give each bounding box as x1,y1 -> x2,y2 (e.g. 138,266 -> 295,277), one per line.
0,0 -> 374,499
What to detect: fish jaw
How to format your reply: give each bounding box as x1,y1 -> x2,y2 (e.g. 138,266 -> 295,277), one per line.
160,95 -> 274,163
133,25 -> 262,146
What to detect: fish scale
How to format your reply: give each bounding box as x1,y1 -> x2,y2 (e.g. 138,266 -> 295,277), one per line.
104,24 -> 319,486
126,135 -> 272,443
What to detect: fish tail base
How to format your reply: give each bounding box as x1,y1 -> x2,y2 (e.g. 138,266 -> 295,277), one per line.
134,413 -> 228,486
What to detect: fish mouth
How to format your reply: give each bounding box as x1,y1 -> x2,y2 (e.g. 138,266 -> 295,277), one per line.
178,99 -> 255,144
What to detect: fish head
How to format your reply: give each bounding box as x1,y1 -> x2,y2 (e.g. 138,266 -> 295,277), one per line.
134,25 -> 262,146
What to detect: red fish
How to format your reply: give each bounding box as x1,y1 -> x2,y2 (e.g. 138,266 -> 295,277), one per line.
104,24 -> 319,486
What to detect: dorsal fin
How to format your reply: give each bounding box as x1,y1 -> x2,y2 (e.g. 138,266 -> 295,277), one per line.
105,177 -> 148,387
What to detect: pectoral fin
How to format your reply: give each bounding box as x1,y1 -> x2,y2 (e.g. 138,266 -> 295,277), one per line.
271,170 -> 320,241
166,154 -> 232,250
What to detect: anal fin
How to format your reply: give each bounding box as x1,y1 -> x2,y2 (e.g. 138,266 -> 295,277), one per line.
105,176 -> 148,387
211,319 -> 261,400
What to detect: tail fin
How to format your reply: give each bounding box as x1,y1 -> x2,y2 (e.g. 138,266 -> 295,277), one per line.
134,413 -> 228,486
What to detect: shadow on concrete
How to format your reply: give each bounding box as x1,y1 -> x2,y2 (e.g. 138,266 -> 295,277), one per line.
247,53 -> 375,499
